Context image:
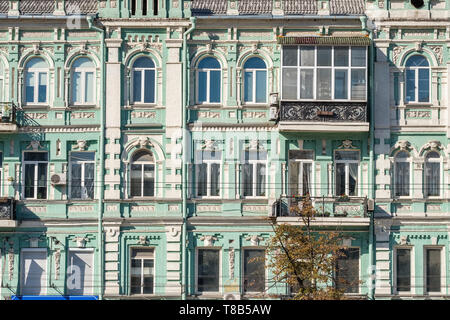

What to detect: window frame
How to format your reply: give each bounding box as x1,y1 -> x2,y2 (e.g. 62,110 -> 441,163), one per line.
196,57 -> 222,105
335,246 -> 361,295
22,151 -> 48,200
393,151 -> 412,198
334,150 -> 360,197
69,151 -> 96,200
241,150 -> 268,199
194,150 -> 222,199
423,151 -> 442,198
405,55 -> 431,104
70,58 -> 96,106
24,58 -> 49,106
243,57 -> 268,105
289,158 -> 314,197
393,246 -> 414,295
241,247 -> 267,295
131,56 -> 157,105
195,247 -> 222,295
129,150 -> 156,198
423,246 -> 445,295
281,46 -> 367,102
129,246 -> 155,296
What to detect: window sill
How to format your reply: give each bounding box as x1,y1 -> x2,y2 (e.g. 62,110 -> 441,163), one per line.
242,103 -> 269,108
69,104 -> 98,109
191,104 -> 222,109
129,103 -> 159,108
23,104 -> 49,109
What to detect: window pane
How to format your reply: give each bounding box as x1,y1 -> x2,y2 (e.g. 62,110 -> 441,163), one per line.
196,163 -> 207,197
334,70 -> 348,99
418,68 -> 429,102
133,70 -> 142,102
210,163 -> 220,196
72,72 -> 82,103
317,47 -> 331,66
26,72 -> 35,103
130,258 -> 141,294
130,164 -> 142,197
255,70 -> 266,103
405,69 -> 415,103
397,249 -> 411,292
84,163 -> 95,199
210,70 -> 221,103
425,161 -> 440,197
351,69 -> 366,100
73,57 -> 95,68
351,47 -> 366,67
406,55 -> 429,67
288,162 -> 299,196
334,47 -> 349,67
38,73 -> 47,103
335,151 -> 359,160
243,163 -> 253,197
37,163 -> 47,199
244,57 -> 266,69
317,68 -> 331,99
395,162 -> 410,196
336,248 -> 359,293
336,163 -> 346,196
144,70 -> 155,103
85,72 -> 94,103
142,259 -> 154,294
24,152 -> 48,162
244,71 -> 253,102
300,69 -> 314,99
143,164 -> 155,197
282,68 -> 297,100
256,163 -> 266,196
243,249 -> 265,292
348,163 -> 358,196
24,163 -> 35,198
133,57 -> 155,68
198,249 -> 220,292
71,152 -> 95,162
198,71 -> 207,102
71,162 -> 82,199
300,46 -> 314,66
283,46 -> 298,66
302,163 -> 312,196
198,57 -> 220,69
427,249 -> 441,292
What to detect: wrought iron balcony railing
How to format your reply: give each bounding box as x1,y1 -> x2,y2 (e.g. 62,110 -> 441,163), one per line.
0,198 -> 15,221
280,101 -> 368,123
0,102 -> 18,124
273,195 -> 368,218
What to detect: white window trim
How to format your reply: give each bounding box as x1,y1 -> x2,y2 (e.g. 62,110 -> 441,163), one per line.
242,156 -> 268,199
196,65 -> 222,105
24,67 -> 49,106
22,151 -> 48,200
20,248 -> 48,296
393,153 -> 412,199
423,245 -> 445,295
67,248 -> 95,296
289,159 -> 314,197
243,67 -> 268,105
281,46 -> 367,102
195,247 -> 222,295
195,156 -> 221,199
131,62 -> 157,105
129,246 -> 156,296
71,65 -> 96,106
69,152 -> 96,200
405,58 -> 431,104
423,152 -> 442,199
129,159 -> 156,198
241,247 -> 267,295
334,150 -> 360,197
393,246 -> 415,295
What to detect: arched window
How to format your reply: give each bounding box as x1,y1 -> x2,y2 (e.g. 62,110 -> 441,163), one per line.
405,55 -> 430,103
130,149 -> 155,197
424,151 -> 440,197
71,57 -> 95,105
197,57 -> 221,104
243,57 -> 267,104
25,57 -> 48,104
132,56 -> 156,104
394,151 -> 411,197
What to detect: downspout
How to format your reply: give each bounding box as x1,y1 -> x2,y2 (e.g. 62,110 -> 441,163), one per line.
87,16 -> 105,300
360,15 -> 376,300
181,17 -> 196,300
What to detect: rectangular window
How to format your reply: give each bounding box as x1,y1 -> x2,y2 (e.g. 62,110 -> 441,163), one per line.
336,248 -> 360,293
38,72 -> 47,103
130,248 -> 154,295
26,73 -> 35,103
70,152 -> 95,200
144,69 -> 155,103
282,46 -> 366,101
395,162 -> 410,197
23,152 -> 48,199
20,249 -> 47,295
197,249 -> 220,293
133,70 -> 142,102
334,150 -> 359,196
243,249 -> 265,293
66,250 -> 94,295
242,150 -> 267,197
194,150 -> 221,197
72,72 -> 82,103
426,248 -> 441,293
288,150 -> 314,196
85,72 -> 94,103
396,248 -> 411,292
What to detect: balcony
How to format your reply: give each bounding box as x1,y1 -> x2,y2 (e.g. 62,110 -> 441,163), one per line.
272,195 -> 370,226
0,102 -> 19,133
278,101 -> 369,132
0,198 -> 17,228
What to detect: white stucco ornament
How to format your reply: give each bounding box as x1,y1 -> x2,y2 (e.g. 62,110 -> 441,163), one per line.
395,140 -> 412,151
138,235 -> 148,245
246,235 -> 264,246
73,140 -> 87,151
73,237 -> 88,248
200,235 -> 217,246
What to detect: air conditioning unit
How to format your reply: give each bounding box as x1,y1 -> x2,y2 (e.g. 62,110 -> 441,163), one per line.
223,293 -> 241,300
269,106 -> 278,120
50,173 -> 66,185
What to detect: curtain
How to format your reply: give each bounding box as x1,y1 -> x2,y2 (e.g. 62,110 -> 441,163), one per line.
348,163 -> 358,196
256,163 -> 266,196
303,163 -> 312,196
71,162 -> 82,199
425,162 -> 440,197
336,163 -> 346,196
84,163 -> 95,199
37,163 -> 47,199
210,163 -> 220,196
395,162 -> 410,196
143,164 -> 154,197
242,163 -> 253,197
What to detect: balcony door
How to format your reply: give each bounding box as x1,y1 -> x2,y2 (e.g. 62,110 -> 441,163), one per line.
288,150 -> 314,197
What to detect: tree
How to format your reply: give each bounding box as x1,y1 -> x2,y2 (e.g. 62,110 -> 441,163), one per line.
266,194 -> 353,300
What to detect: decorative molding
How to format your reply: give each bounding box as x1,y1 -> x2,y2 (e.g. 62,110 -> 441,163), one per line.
71,112 -> 95,119
429,45 -> 443,65
54,248 -> 61,280
338,140 -> 357,149
201,139 -> 218,151
25,113 -> 48,119
200,235 -> 217,246
130,111 -> 156,119
26,140 -> 45,151
73,237 -> 88,248
242,205 -> 268,212
422,140 -> 443,153
245,235 -> 264,246
242,111 -> 266,119
72,140 -> 88,151
197,205 -> 221,212
394,140 -> 412,152
130,205 -> 155,212
8,247 -> 14,281
229,247 -> 235,280
138,235 -> 148,245
405,110 -> 431,118
198,111 -> 220,119
280,101 -> 367,122
68,205 -> 94,212
392,46 -> 406,64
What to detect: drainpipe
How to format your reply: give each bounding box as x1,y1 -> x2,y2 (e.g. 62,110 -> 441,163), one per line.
360,15 -> 376,300
87,15 -> 105,301
181,17 -> 196,300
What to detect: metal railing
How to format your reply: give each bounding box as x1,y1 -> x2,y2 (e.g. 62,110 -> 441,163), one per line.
0,197 -> 15,220
0,102 -> 18,124
274,195 -> 368,218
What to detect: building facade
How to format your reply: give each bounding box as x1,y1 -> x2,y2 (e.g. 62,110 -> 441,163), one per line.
0,0 -> 446,300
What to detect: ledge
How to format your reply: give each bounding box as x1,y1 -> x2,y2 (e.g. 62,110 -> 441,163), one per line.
276,217 -> 370,227
279,121 -> 369,132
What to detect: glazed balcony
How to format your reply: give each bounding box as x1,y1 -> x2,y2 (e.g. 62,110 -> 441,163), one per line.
0,102 -> 19,133
278,101 -> 369,132
0,198 -> 17,228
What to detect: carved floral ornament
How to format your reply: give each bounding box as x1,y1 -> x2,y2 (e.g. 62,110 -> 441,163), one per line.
72,140 -> 88,151
246,235 -> 264,246
134,136 -> 153,149
201,140 -> 218,151
338,140 -> 356,149
200,235 -> 217,246
73,237 -> 89,248
422,140 -> 443,153
394,140 -> 412,152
